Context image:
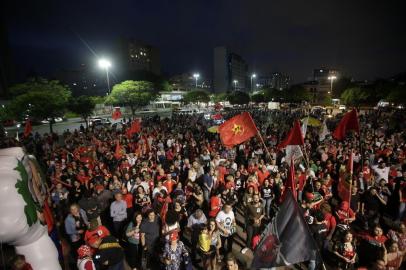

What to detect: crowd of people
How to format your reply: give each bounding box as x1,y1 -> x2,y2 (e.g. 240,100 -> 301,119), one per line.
4,106 -> 406,270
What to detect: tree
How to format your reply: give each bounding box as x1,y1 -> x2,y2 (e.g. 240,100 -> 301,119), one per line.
68,96 -> 96,128
332,77 -> 354,99
228,91 -> 250,105
251,93 -> 265,103
211,93 -> 228,103
387,85 -> 406,105
106,80 -> 157,116
262,88 -> 284,102
8,78 -> 71,133
183,90 -> 210,104
285,85 -> 311,103
340,87 -> 370,106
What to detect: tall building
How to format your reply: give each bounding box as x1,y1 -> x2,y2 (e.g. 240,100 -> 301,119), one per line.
169,73 -> 211,91
120,39 -> 160,75
213,46 -> 248,93
270,72 -> 290,90
302,68 -> 340,104
257,72 -> 290,90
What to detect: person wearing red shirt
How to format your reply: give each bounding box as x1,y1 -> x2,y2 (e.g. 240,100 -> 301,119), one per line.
217,163 -> 227,187
122,187 -> 134,220
335,201 -> 356,225
163,174 -> 177,194
84,221 -> 110,247
256,166 -> 270,186
209,193 -> 222,218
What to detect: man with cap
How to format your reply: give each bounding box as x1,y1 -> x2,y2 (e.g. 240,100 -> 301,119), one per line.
77,245 -> 96,270
93,235 -> 125,270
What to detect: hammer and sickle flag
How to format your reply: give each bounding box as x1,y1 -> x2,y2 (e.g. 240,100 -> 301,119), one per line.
218,112 -> 258,148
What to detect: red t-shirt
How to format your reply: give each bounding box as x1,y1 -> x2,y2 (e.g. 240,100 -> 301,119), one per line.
257,169 -> 270,186
209,196 -> 222,218
163,180 -> 176,194
84,225 -> 110,245
123,193 -> 133,208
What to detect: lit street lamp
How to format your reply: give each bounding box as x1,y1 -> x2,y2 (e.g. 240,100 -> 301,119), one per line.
193,73 -> 200,88
251,73 -> 256,92
233,80 -> 238,91
99,59 -> 112,94
328,75 -> 337,94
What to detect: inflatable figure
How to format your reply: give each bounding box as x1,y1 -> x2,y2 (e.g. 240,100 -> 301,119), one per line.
0,147 -> 61,270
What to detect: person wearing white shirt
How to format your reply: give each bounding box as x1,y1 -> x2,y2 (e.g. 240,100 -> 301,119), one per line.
216,203 -> 236,254
372,162 -> 390,183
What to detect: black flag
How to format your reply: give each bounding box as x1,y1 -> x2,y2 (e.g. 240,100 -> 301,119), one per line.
251,190 -> 318,268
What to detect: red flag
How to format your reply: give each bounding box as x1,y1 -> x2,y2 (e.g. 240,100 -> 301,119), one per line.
218,112 -> 258,148
112,107 -> 122,120
333,109 -> 359,140
282,158 -> 297,202
43,199 -> 54,233
338,151 -> 354,202
23,120 -> 32,137
126,120 -> 141,138
278,120 -> 304,149
211,113 -> 223,120
114,141 -> 123,159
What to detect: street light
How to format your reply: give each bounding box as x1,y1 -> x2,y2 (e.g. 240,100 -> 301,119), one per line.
99,59 -> 112,94
328,75 -> 337,95
233,80 -> 238,91
193,73 -> 200,88
251,73 -> 257,92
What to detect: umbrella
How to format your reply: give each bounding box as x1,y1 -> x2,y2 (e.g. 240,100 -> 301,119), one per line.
207,126 -> 219,133
302,117 -> 321,127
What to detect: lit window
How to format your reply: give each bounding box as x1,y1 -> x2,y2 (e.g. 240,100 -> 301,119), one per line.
131,54 -> 135,58
73,83 -> 77,86
320,69 -> 323,72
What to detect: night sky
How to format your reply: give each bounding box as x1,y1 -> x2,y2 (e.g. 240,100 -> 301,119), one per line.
3,0 -> 406,82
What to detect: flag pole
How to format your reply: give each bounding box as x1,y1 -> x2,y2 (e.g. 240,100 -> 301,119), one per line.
347,150 -> 354,216
247,112 -> 271,160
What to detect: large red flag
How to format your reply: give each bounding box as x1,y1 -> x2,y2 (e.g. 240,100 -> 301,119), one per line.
278,120 -> 304,149
126,120 -> 141,138
338,151 -> 354,202
218,112 -> 258,148
23,120 -> 32,137
333,109 -> 359,140
112,107 -> 122,120
114,141 -> 123,159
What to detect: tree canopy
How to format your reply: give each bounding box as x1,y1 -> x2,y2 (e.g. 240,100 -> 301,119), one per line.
106,80 -> 157,115
68,96 -> 96,128
340,87 -> 371,106
8,78 -> 71,132
183,90 -> 210,104
228,91 -> 250,105
211,93 -> 228,103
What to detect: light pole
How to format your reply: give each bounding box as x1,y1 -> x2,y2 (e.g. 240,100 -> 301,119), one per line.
251,73 -> 256,92
99,59 -> 112,94
233,80 -> 238,91
328,75 -> 337,94
193,73 -> 200,88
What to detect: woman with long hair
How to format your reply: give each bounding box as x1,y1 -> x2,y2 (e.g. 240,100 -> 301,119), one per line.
125,212 -> 143,270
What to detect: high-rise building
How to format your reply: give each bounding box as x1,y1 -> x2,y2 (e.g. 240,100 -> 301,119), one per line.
302,68 -> 340,104
120,39 -> 160,75
169,73 -> 211,91
257,72 -> 291,90
270,72 -> 290,90
213,46 -> 248,92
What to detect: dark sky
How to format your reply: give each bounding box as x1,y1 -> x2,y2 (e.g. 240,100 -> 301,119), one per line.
3,0 -> 406,82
